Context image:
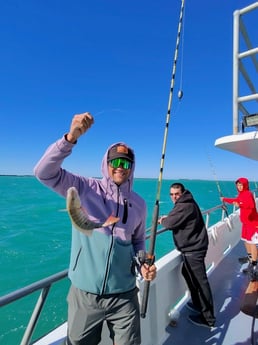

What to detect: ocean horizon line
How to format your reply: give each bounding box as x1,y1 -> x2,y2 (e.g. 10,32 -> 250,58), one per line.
0,174 -> 237,182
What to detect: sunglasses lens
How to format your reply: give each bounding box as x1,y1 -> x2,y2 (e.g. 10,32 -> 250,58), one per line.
110,158 -> 132,169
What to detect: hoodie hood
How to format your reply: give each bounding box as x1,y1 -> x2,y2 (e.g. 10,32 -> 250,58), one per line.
101,142 -> 135,193
235,177 -> 249,191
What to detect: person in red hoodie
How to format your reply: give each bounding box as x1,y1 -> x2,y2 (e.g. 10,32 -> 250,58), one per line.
221,177 -> 258,281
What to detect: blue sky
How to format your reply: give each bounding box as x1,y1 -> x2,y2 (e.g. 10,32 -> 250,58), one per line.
0,0 -> 257,180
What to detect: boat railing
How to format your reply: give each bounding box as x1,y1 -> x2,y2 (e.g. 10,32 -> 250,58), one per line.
145,203 -> 236,238
203,203 -> 235,229
0,270 -> 68,345
0,202 -> 238,345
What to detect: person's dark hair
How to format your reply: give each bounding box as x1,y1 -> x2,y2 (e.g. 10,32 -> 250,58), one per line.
170,182 -> 185,193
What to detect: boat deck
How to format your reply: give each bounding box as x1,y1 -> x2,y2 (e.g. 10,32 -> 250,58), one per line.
162,241 -> 258,345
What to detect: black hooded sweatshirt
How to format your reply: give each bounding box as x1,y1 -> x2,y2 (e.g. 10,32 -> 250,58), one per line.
161,190 -> 208,253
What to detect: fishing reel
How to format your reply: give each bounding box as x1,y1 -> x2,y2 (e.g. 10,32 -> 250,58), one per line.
136,250 -> 155,266
132,250 -> 155,276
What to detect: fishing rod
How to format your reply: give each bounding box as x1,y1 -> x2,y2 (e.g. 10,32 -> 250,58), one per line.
207,151 -> 231,220
140,0 -> 186,319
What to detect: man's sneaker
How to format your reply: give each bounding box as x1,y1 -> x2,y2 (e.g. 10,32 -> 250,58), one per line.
238,256 -> 249,264
186,301 -> 201,313
251,265 -> 258,281
242,260 -> 252,274
246,264 -> 258,281
188,314 -> 215,329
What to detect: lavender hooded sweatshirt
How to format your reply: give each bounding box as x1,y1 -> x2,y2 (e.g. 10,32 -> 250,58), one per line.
34,136 -> 146,295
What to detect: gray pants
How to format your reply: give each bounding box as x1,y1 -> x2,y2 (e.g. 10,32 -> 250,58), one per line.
64,285 -> 141,345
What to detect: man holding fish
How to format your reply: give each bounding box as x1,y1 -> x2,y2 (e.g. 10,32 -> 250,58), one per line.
34,112 -> 156,345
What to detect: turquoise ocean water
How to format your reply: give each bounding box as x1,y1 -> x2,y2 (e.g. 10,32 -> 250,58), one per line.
0,175 -> 251,344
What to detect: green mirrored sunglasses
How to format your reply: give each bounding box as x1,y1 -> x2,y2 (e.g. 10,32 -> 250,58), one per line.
109,158 -> 132,170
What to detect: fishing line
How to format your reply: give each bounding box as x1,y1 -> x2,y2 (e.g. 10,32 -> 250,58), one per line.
94,108 -> 125,117
178,0 -> 186,100
206,151 -> 231,221
207,152 -> 223,197
141,0 -> 186,319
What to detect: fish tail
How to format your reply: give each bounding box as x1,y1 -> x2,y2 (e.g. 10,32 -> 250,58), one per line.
102,215 -> 120,227
73,224 -> 94,236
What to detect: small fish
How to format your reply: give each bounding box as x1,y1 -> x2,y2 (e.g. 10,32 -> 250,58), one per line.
66,186 -> 120,236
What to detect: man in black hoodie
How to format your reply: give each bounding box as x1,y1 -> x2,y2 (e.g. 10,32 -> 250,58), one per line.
158,182 -> 216,328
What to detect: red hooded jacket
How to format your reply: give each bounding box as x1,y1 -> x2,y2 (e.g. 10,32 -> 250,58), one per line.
223,177 -> 258,225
